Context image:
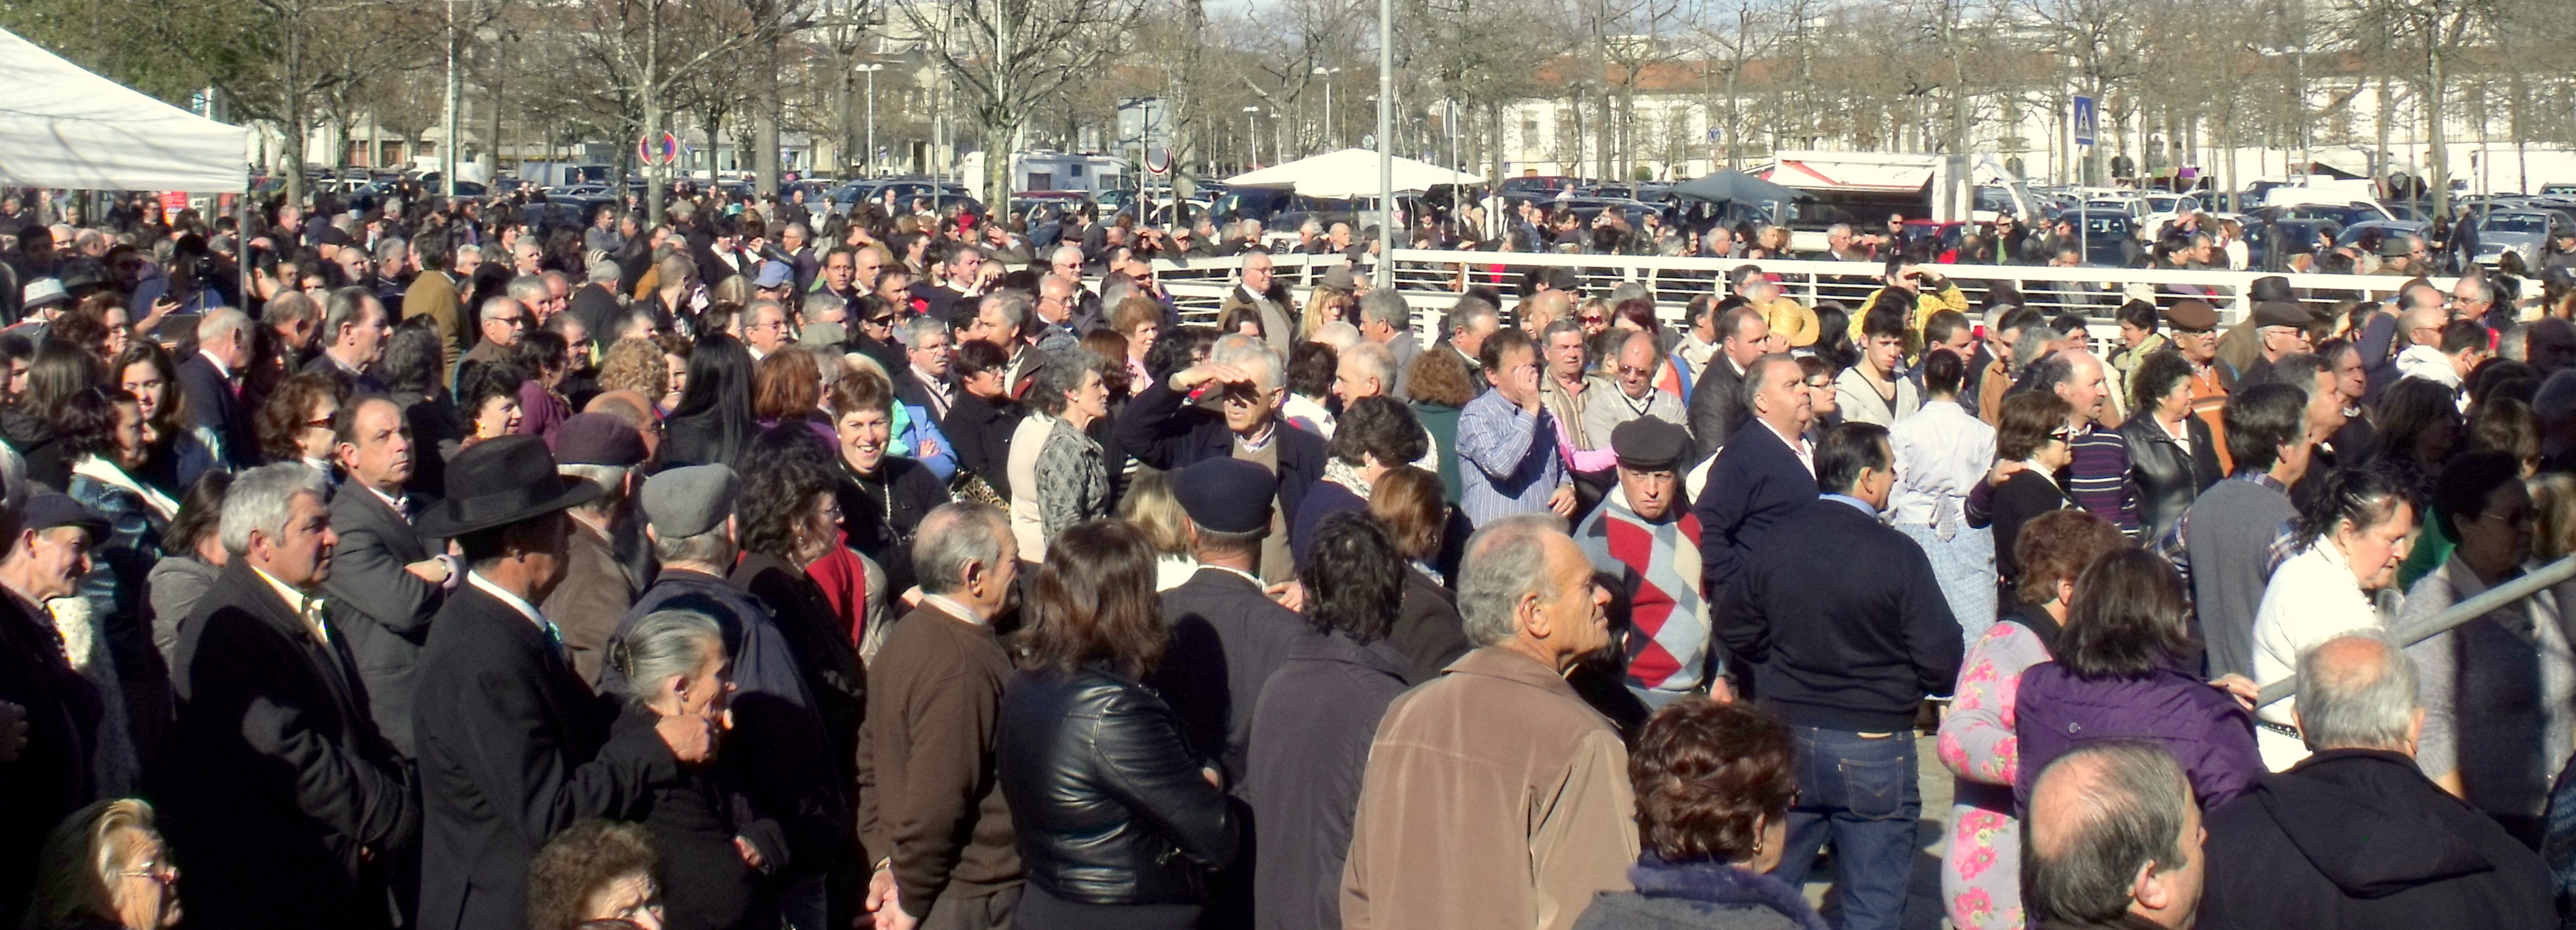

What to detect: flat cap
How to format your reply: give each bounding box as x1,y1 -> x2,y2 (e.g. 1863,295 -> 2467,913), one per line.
555,413 -> 648,467
312,225 -> 350,246
753,261 -> 794,289
1319,264 -> 1358,291
641,465 -> 739,538
1611,418 -> 1691,472
2252,301 -> 2310,328
1172,458 -> 1276,535
2378,236 -> 2413,258
2161,299 -> 2219,331
20,491 -> 107,538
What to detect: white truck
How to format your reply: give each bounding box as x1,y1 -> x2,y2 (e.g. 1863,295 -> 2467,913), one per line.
1753,150 -> 2038,254
958,150 -> 1133,195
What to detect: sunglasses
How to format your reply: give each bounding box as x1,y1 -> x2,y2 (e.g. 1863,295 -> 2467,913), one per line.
2049,427 -> 2078,443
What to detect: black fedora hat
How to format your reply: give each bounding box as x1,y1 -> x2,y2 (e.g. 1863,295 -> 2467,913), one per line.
415,435 -> 602,538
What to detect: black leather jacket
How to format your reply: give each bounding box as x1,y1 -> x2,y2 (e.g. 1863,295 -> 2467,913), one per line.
996,664 -> 1237,905
2119,410 -> 2222,544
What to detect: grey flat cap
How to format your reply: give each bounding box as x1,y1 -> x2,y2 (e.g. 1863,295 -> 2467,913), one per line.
641,464 -> 739,538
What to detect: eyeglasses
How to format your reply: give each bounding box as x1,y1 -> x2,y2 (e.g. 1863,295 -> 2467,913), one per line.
2470,508 -> 2534,529
1614,363 -> 1654,378
2049,427 -> 2078,443
1803,378 -> 1832,389
117,860 -> 177,885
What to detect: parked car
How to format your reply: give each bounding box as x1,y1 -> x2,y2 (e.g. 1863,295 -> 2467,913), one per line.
2475,210 -> 2574,268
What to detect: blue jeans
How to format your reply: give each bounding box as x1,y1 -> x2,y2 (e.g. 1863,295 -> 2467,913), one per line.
1772,725 -> 1921,930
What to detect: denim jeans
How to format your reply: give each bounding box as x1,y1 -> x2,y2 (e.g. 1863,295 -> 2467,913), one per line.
1772,725 -> 1921,930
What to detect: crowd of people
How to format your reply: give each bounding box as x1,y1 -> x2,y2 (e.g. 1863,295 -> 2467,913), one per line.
1,177 -> 2575,930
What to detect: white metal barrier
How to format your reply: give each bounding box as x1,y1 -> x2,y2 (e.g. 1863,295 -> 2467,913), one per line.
1138,249 -> 2462,342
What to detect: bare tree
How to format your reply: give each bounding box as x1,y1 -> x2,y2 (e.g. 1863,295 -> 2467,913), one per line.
895,0 -> 1150,205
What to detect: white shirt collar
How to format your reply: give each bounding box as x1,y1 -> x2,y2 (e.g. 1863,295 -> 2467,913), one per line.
198,349 -> 234,380
1196,562 -> 1265,589
919,592 -> 989,626
468,571 -> 547,630
251,566 -> 330,643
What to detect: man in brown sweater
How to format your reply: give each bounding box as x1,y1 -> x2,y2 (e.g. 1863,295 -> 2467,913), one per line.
859,502 -> 1023,930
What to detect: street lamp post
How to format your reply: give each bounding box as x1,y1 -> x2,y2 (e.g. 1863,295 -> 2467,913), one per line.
1244,105 -> 1261,169
1375,0 -> 1393,288
856,64 -> 883,178
1314,66 -> 1341,150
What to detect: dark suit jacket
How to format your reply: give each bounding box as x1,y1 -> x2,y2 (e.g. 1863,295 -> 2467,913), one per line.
1684,354 -> 1751,463
323,484 -> 446,758
168,563 -> 417,929
414,585 -> 679,930
301,352 -> 388,398
568,282 -> 624,338
1116,380 -> 1330,527
1689,418 -> 1818,604
942,392 -> 1023,498
1389,566 -> 1470,686
0,592 -> 94,922
892,369 -> 951,423
177,352 -> 256,470
1151,566 -> 1305,787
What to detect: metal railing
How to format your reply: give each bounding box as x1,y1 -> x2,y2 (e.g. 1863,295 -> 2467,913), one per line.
1140,249 -> 2462,342
2253,556 -> 2576,710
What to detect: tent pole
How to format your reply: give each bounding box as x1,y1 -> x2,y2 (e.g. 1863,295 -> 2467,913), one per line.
238,187 -> 252,309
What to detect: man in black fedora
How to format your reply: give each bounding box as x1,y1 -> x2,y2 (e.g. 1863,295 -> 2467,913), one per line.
412,436 -> 717,930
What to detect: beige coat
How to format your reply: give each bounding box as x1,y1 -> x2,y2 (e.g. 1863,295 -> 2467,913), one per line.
1340,645 -> 1637,930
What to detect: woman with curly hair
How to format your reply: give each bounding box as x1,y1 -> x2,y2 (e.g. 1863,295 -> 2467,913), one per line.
526,819 -> 666,930
595,338 -> 670,406
732,452 -> 866,777
251,371 -> 345,471
1569,700 -> 1825,930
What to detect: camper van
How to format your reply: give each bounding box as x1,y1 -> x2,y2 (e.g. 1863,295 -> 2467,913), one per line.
1754,150 -> 2038,254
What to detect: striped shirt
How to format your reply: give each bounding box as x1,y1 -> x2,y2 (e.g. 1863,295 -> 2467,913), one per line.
2065,422 -> 2140,537
1456,388 -> 1568,528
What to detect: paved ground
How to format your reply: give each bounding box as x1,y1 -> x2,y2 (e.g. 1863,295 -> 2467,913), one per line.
1794,734 -> 1956,930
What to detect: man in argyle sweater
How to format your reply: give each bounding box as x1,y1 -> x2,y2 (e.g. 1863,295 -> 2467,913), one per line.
1574,419 -> 1719,710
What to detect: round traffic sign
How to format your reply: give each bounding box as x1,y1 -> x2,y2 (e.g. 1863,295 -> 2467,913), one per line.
1145,148 -> 1171,174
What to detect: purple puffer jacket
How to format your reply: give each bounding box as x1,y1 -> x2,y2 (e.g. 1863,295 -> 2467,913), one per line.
2012,656 -> 2263,813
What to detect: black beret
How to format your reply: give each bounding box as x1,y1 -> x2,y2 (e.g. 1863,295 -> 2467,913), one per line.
1611,417 -> 1690,472
1172,458 -> 1277,535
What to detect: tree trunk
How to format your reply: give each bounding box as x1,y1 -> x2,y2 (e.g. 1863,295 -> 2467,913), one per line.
2426,43 -> 2448,215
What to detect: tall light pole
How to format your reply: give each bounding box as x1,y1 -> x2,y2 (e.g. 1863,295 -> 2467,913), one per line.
1314,66 -> 1341,150
1244,106 -> 1261,169
443,0 -> 460,196
1375,0 -> 1393,288
856,64 -> 883,178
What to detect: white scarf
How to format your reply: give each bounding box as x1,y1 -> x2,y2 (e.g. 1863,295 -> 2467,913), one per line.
72,455 -> 179,521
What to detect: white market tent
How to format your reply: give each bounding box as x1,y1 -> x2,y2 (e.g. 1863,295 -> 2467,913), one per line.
1226,148 -> 1483,198
0,27 -> 249,191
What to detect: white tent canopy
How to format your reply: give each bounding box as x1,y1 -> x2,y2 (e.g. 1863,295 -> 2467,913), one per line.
0,27 -> 249,191
1225,148 -> 1482,198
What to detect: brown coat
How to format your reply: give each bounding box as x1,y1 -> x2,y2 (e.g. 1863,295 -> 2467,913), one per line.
541,518 -> 638,686
1340,645 -> 1637,930
856,602 -> 1021,918
403,270 -> 463,386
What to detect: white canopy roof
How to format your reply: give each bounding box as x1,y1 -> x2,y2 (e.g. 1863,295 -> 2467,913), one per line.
0,27 -> 249,191
1226,148 -> 1482,198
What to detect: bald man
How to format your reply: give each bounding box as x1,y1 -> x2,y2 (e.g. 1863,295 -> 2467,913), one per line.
2023,742 -> 2205,929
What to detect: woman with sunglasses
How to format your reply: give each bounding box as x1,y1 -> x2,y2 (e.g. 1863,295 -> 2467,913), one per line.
1970,392 -> 2077,619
